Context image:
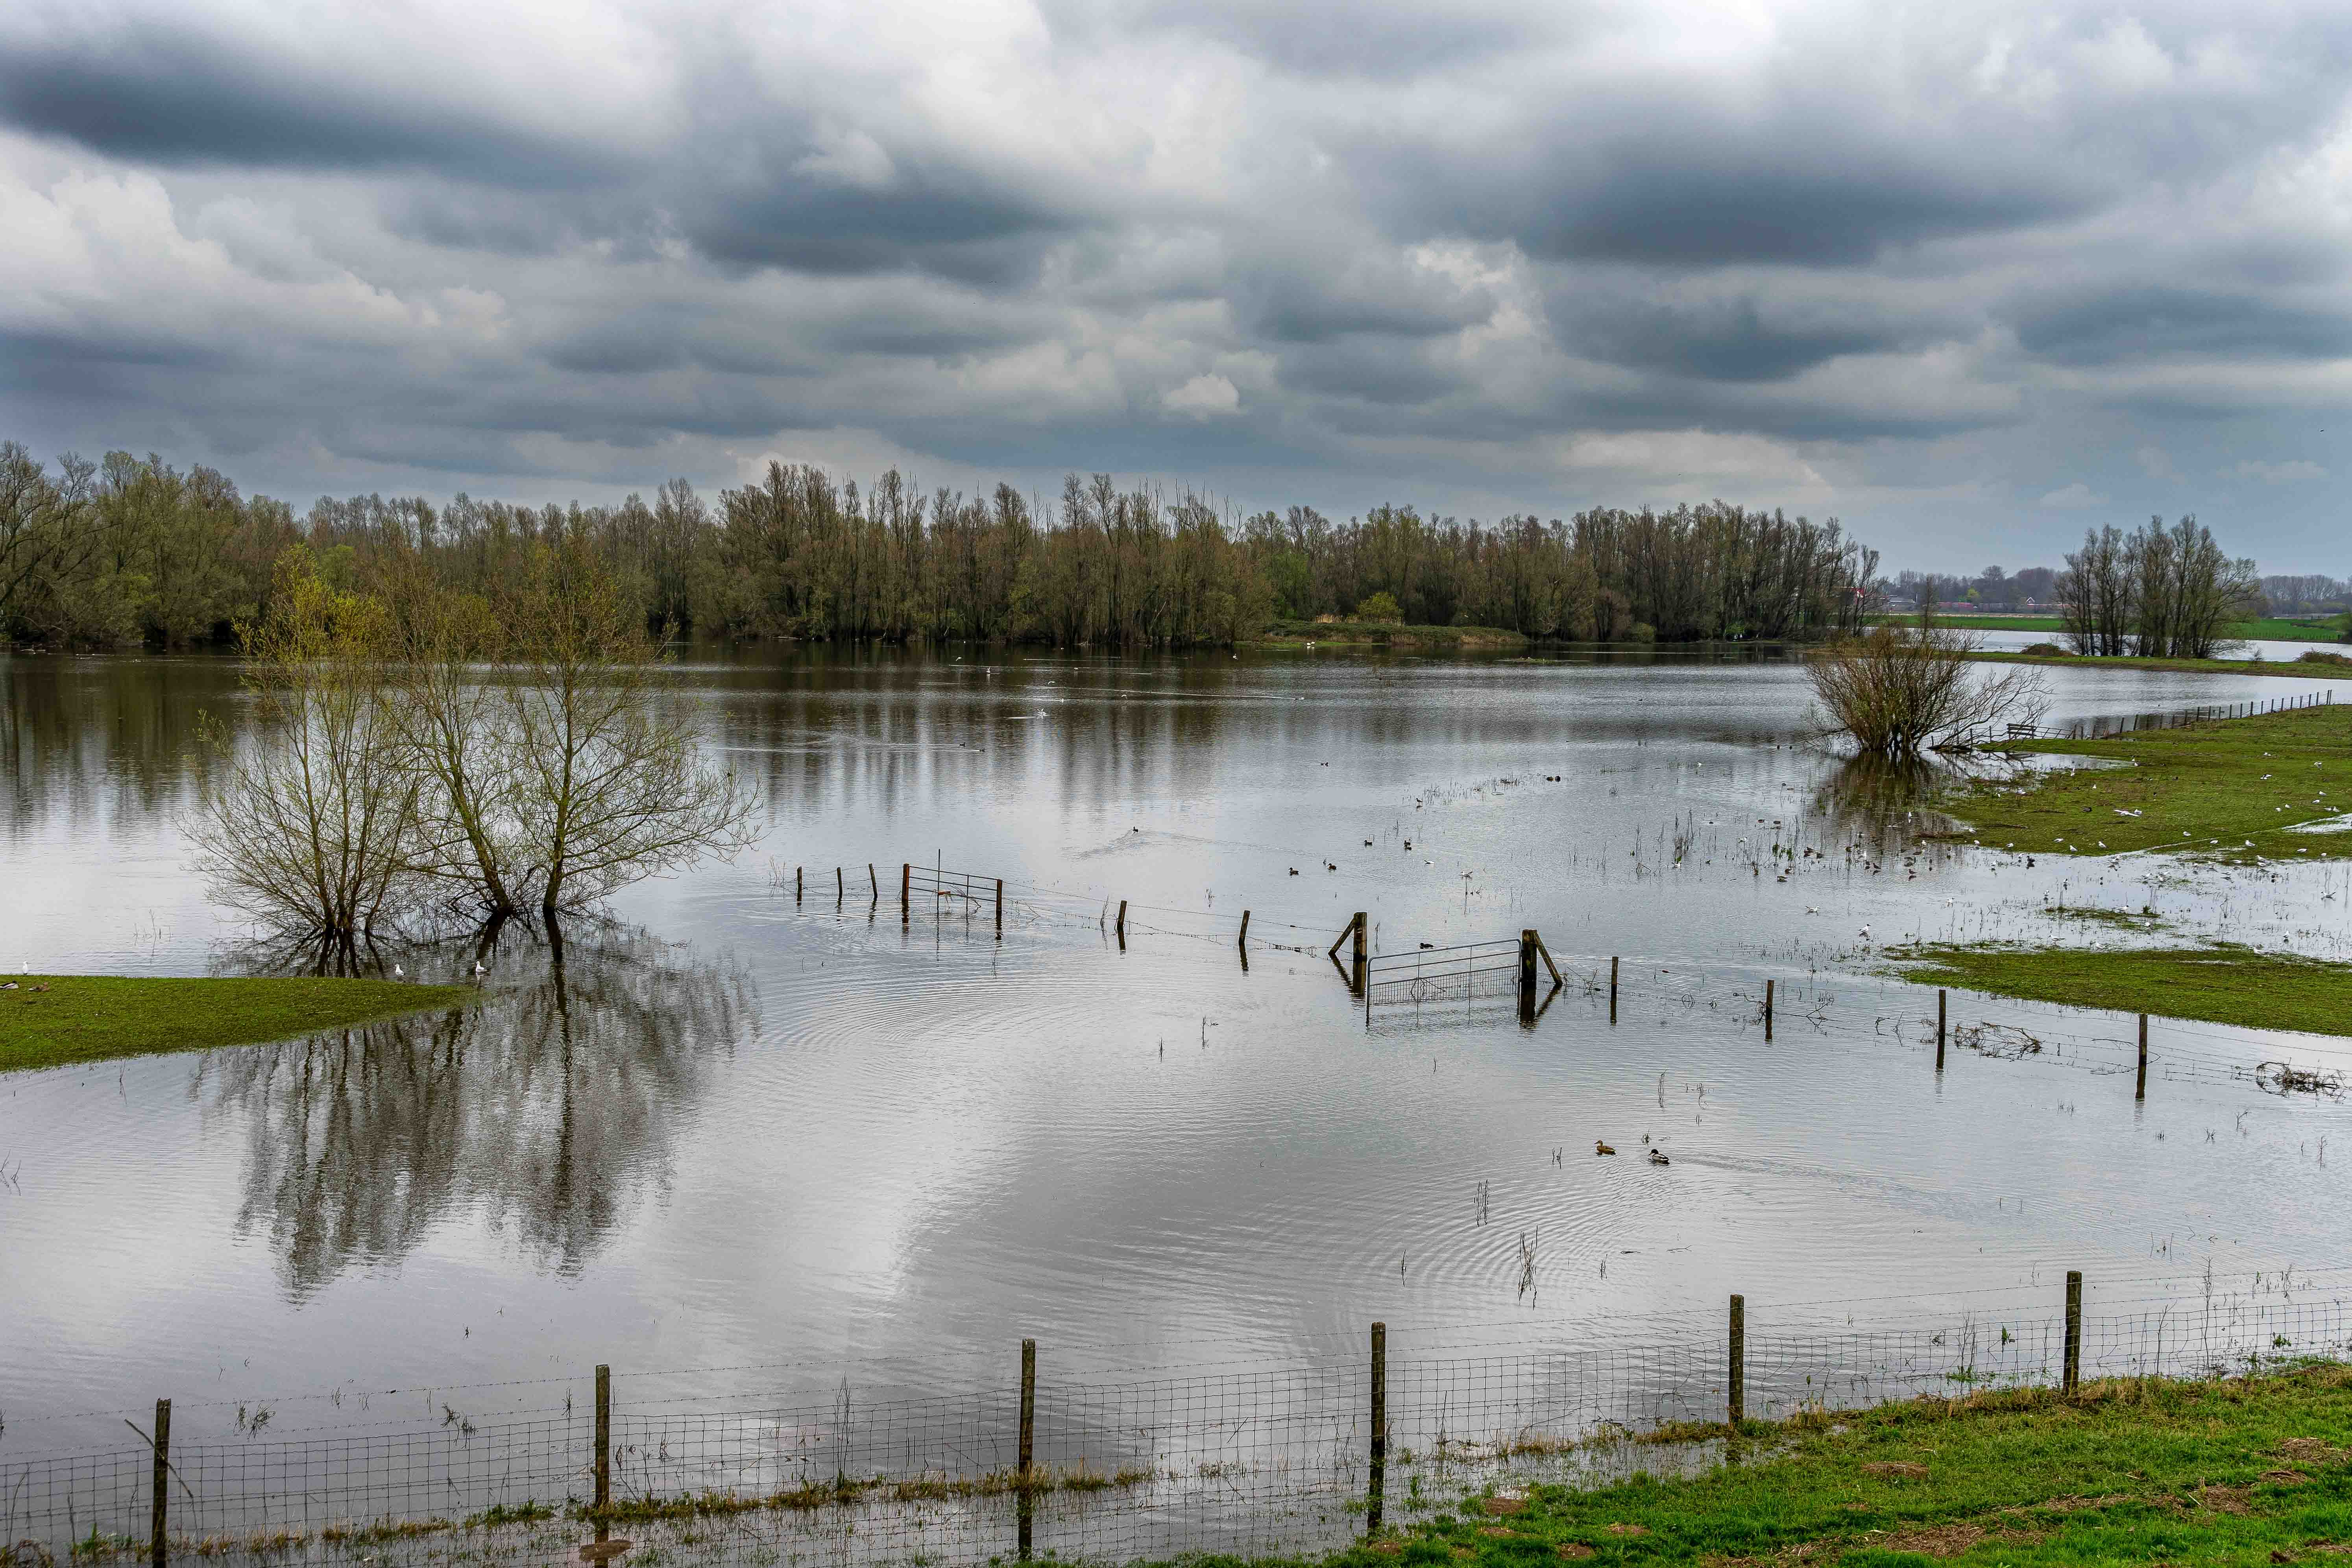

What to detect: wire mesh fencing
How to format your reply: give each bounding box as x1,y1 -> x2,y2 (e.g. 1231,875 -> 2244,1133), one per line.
13,1282 -> 2352,1568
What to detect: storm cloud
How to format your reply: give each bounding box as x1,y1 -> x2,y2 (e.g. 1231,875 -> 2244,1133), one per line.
4,0 -> 2352,565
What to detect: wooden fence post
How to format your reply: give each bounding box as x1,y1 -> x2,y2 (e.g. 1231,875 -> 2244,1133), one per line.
868,863 -> 877,901
1728,1295 -> 1745,1428
1018,1338 -> 1037,1560
2136,1014 -> 2148,1101
837,866 -> 844,903
1937,988 -> 1947,1070
1610,956 -> 1619,1023
1116,899 -> 1127,944
595,1365 -> 611,1514
1238,910 -> 1251,949
150,1398 -> 170,1568
901,862 -> 911,921
1764,979 -> 1774,1040
2063,1272 -> 2082,1393
1368,1321 -> 1388,1536
995,878 -> 1004,937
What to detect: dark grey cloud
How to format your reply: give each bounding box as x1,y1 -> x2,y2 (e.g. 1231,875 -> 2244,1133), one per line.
7,0 -> 2352,565
0,21 -> 615,186
2012,285 -> 2352,366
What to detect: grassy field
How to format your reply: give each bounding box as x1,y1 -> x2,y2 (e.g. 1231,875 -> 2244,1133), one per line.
1887,944 -> 2352,1037
1277,1365 -> 2352,1568
1876,612 -> 2348,642
1939,702 -> 2352,861
0,974 -> 473,1073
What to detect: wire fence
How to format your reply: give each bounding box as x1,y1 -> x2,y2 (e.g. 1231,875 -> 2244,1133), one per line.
11,1287 -> 2352,1568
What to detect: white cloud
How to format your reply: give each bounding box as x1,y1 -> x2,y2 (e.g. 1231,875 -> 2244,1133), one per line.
2038,482 -> 2108,509
2226,458 -> 2327,484
2134,443 -> 2180,482
1162,373 -> 1241,418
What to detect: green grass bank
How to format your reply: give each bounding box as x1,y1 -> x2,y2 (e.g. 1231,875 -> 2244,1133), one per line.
1875,611 -> 2349,642
1939,702 -> 2352,861
0,974 -> 473,1073
1256,619 -> 1529,649
1964,648 -> 2352,679
1273,1365 -> 2352,1568
1887,944 -> 2352,1038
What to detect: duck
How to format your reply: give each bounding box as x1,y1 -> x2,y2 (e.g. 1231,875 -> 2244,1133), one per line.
1289,867 -> 1299,876
1595,1140 -> 1616,1156
1648,1149 -> 1670,1166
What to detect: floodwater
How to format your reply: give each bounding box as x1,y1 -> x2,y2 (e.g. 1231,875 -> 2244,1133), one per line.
4,646 -> 2351,1465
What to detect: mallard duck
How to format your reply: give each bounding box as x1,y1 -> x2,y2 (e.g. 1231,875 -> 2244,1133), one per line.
1648,1149 -> 1670,1166
1595,1141 -> 1617,1156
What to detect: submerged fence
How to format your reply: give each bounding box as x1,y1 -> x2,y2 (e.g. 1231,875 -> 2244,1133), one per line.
12,1281 -> 2352,1568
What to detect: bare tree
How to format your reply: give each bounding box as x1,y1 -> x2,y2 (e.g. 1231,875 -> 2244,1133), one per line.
377,558 -> 532,918
2058,525 -> 2132,656
1807,622 -> 2047,755
494,538 -> 760,917
188,551 -> 419,944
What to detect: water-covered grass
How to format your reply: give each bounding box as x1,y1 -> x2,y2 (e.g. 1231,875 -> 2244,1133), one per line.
1942,702 -> 2352,861
1886,944 -> 2352,1038
1268,1365 -> 2352,1568
0,974 -> 473,1073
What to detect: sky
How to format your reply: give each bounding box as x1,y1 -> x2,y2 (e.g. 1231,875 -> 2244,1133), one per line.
2,0 -> 2349,573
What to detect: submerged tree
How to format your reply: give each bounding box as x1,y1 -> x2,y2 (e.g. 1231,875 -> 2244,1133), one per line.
1807,621 -> 2047,756
188,550 -> 418,944
493,536 -> 761,917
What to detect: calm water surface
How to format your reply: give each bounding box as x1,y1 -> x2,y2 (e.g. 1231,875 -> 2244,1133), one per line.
4,647 -> 2350,1455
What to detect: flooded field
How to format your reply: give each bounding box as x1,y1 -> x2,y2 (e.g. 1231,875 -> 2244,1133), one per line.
3,645 -> 2350,1551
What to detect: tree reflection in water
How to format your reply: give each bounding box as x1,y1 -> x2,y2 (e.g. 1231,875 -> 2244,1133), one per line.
1807,750 -> 1988,861
199,918 -> 754,1298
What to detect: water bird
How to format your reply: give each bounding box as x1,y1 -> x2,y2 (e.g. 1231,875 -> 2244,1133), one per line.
392,964 -> 405,979
1325,861 -> 1336,871
473,960 -> 487,977
1403,839 -> 1412,849
1596,1141 -> 1616,1156
1289,867 -> 1299,875
1364,839 -> 1373,846
1419,941 -> 1434,949
1648,1149 -> 1670,1166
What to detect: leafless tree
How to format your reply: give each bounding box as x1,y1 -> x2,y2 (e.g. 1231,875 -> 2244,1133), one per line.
493,538 -> 760,917
188,551 -> 419,944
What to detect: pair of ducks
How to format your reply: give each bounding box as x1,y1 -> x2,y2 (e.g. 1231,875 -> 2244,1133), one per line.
1594,1139 -> 1670,1165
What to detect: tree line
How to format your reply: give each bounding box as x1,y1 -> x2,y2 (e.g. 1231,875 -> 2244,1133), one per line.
2056,516 -> 2260,659
2,441 -> 1879,650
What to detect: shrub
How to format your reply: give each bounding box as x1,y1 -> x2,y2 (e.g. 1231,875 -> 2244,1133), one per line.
1354,591 -> 1403,624
1807,623 -> 2047,755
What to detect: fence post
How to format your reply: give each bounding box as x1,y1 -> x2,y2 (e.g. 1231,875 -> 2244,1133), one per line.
1610,956 -> 1619,1023
1116,899 -> 1127,946
868,863 -> 878,901
1238,910 -> 1251,949
837,866 -> 844,903
2063,1272 -> 2082,1393
902,862 -> 911,921
594,1365 -> 611,1514
1018,1338 -> 1037,1560
796,865 -> 803,901
1518,930 -> 1537,992
1368,1321 -> 1388,1537
1728,1296 -> 1745,1429
2136,1014 -> 2148,1101
1764,979 -> 1774,1040
1937,989 -> 1947,1071
995,878 -> 1004,938
150,1397 -> 170,1568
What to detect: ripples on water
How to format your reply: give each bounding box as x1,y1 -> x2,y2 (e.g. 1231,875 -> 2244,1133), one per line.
2,646 -> 2350,1457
